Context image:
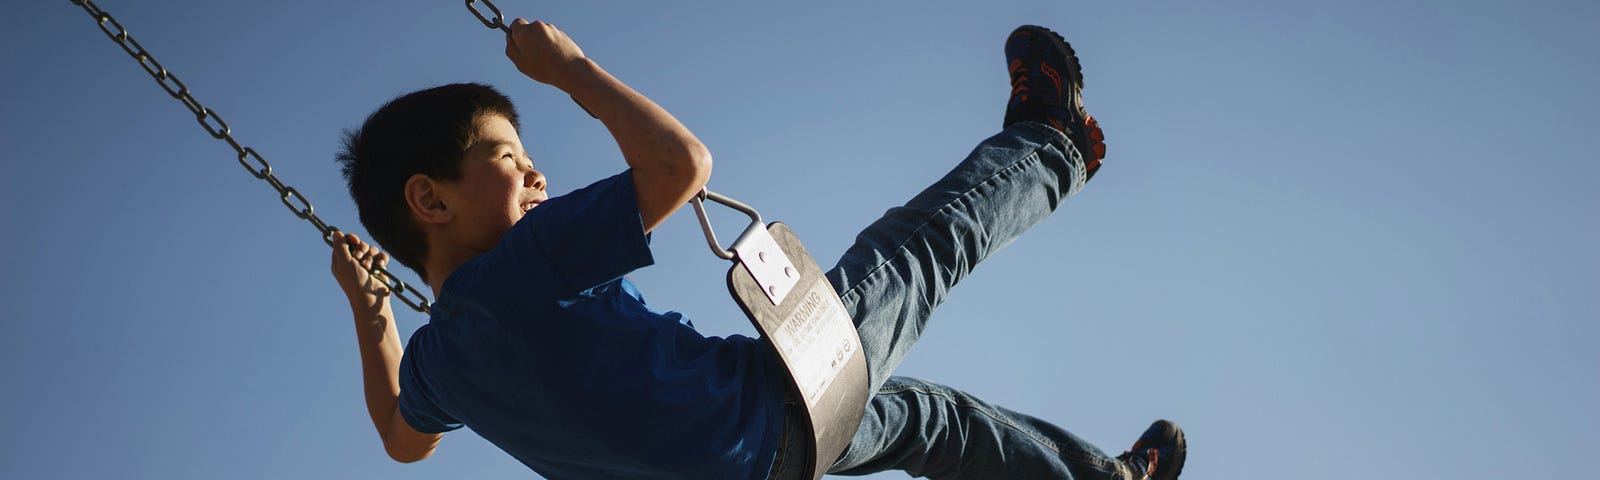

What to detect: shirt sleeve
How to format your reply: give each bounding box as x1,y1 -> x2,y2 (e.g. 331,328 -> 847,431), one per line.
503,170 -> 655,296
396,335 -> 464,434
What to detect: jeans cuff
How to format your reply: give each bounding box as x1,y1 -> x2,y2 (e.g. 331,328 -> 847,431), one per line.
1007,120 -> 1088,196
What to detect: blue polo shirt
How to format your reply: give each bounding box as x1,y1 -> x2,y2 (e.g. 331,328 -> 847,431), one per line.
397,171 -> 787,480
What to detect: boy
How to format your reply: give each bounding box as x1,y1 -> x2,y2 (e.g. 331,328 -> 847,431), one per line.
330,18 -> 1184,480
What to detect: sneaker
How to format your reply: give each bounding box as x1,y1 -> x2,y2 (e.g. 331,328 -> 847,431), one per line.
1117,419 -> 1186,480
1003,25 -> 1106,180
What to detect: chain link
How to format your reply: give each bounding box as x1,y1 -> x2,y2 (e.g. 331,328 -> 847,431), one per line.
465,0 -> 510,33
69,0 -> 432,314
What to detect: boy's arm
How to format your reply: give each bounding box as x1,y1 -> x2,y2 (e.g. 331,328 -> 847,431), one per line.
504,18 -> 712,233
330,232 -> 443,463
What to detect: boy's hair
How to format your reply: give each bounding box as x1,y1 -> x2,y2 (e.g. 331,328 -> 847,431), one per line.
336,82 -> 521,282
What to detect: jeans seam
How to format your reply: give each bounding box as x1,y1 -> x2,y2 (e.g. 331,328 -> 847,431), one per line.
879,383 -> 1117,475
837,145 -> 1054,304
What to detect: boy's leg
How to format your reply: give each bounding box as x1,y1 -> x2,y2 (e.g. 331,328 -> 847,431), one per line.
826,120 -> 1084,392
819,121 -> 1120,478
806,25 -> 1191,480
830,376 -> 1126,480
825,22 -> 1103,394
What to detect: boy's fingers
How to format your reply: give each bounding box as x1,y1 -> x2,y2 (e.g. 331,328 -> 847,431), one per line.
508,18 -> 531,41
347,234 -> 368,253
331,233 -> 356,262
327,230 -> 385,271
333,239 -> 370,266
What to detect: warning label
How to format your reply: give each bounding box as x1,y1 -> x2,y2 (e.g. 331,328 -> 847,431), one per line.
773,278 -> 858,407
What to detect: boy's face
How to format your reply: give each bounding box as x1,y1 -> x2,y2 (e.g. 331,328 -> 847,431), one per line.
437,114 -> 547,252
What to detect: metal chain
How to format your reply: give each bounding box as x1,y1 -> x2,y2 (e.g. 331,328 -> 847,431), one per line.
68,0 -> 432,314
465,0 -> 511,33
464,0 -> 600,118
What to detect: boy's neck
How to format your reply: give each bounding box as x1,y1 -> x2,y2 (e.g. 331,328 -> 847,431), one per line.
423,243 -> 482,299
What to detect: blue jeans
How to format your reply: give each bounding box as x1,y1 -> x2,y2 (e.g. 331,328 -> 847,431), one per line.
769,122 -> 1124,480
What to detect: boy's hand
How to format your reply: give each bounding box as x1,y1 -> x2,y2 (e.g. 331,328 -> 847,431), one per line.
504,18 -> 587,89
330,231 -> 391,301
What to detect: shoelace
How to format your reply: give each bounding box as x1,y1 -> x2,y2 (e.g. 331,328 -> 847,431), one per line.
1008,58 -> 1029,102
1119,447 -> 1160,480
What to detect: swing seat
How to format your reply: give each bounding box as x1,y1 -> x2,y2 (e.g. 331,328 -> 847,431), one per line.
726,222 -> 868,480
692,190 -> 869,480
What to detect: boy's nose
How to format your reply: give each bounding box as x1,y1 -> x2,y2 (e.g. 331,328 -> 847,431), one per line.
525,170 -> 546,191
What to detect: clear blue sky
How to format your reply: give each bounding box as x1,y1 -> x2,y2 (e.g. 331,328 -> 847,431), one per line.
4,1 -> 1596,478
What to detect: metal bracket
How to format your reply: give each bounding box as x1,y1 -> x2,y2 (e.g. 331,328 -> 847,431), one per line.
691,188 -> 801,305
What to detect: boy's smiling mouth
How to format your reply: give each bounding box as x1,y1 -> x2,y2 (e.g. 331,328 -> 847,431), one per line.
520,199 -> 542,214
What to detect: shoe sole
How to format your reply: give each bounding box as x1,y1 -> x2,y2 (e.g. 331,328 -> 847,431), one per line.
1158,423 -> 1187,480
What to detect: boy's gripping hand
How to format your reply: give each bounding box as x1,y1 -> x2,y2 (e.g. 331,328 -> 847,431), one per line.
330,231 -> 391,304
329,231 -> 443,463
501,18 -> 711,233
504,18 -> 587,90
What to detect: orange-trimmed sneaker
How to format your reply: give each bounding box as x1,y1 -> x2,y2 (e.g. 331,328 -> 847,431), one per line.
1003,25 -> 1106,180
1117,419 -> 1187,480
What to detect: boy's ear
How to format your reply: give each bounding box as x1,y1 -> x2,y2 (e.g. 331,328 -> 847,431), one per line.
404,174 -> 452,225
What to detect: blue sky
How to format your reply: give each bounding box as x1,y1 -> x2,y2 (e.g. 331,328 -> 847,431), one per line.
3,1 -> 1596,479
